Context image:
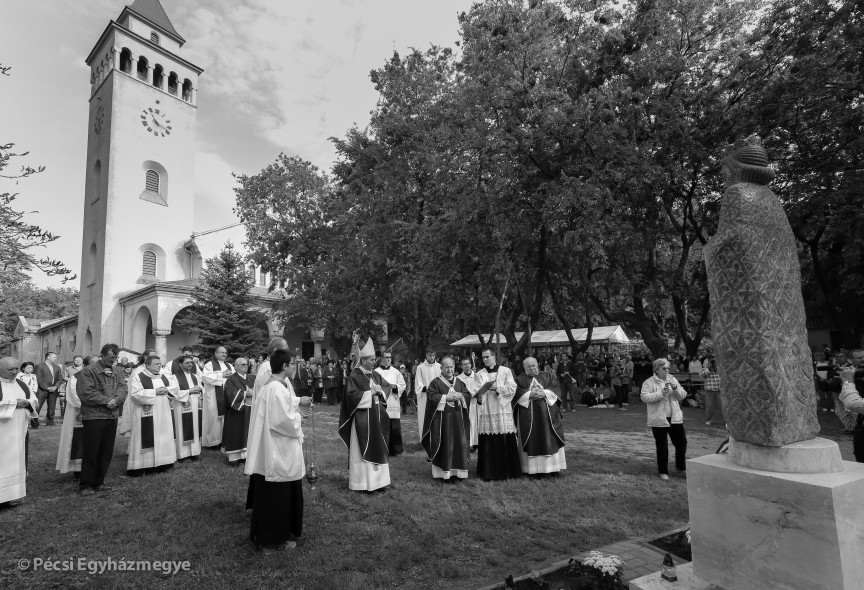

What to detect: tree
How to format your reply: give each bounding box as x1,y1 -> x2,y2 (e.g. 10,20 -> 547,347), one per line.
177,242 -> 267,359
743,0 -> 864,346
0,280 -> 79,343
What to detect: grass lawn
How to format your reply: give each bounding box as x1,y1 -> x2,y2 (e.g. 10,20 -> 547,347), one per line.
1,398 -> 735,590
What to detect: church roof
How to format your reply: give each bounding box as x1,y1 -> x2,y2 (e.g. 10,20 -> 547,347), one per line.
119,279 -> 283,303
126,0 -> 185,43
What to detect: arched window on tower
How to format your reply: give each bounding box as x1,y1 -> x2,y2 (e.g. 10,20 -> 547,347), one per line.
167,72 -> 178,96
136,56 -> 148,81
152,64 -> 164,89
120,48 -> 132,74
151,32 -> 160,45
142,251 -> 157,278
145,169 -> 160,193
182,79 -> 193,102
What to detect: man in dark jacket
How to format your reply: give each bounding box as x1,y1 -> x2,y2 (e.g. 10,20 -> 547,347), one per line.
76,343 -> 127,496
34,352 -> 62,427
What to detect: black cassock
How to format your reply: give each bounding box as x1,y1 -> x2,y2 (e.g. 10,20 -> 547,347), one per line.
422,376 -> 471,479
512,372 -> 565,458
338,367 -> 390,465
222,372 -> 254,457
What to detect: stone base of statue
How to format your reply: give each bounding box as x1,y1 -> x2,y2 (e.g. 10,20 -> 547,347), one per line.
686,445 -> 864,590
629,563 -> 724,590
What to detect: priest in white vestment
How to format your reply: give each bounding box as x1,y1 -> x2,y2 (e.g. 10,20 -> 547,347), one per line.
202,346 -> 234,448
339,338 -> 391,492
171,356 -> 203,460
245,349 -> 312,553
127,356 -> 179,473
374,350 -> 406,456
119,348 -> 156,437
513,358 -> 566,474
56,355 -> 97,476
0,357 -> 39,505
457,357 -> 483,449
414,348 -> 441,438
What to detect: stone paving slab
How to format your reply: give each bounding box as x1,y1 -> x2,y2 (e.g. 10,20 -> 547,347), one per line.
476,526 -> 689,589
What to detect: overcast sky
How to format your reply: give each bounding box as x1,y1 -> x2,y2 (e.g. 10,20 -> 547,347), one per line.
1,0 -> 472,288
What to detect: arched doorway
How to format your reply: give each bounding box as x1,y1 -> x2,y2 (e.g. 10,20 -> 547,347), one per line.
167,306 -> 197,359
131,306 -> 155,353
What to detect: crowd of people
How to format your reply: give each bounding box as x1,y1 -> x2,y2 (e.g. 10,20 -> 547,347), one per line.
3,339 -> 864,556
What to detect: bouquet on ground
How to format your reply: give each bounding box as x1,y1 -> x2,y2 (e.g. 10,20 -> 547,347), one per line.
565,551 -> 626,589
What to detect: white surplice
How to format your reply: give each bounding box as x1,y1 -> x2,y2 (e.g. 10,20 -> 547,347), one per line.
413,361 -> 441,438
515,377 -> 566,474
475,366 -> 518,435
374,366 -> 405,419
0,379 -> 38,503
170,371 -> 202,459
201,359 -> 234,447
456,370 -> 483,447
55,373 -> 82,473
127,369 -> 179,470
119,364 -> 146,437
245,379 -> 305,482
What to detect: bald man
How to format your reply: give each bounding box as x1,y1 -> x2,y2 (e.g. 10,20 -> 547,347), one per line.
513,357 -> 566,475
0,356 -> 39,506
201,346 -> 234,448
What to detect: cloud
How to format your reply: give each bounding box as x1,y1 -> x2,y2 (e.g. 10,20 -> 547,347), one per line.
193,150 -> 241,232
171,0 -> 471,172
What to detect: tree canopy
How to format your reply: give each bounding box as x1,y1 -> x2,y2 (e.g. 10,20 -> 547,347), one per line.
234,0 -> 864,359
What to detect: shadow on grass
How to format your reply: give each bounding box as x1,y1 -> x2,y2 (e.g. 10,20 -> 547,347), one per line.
1,406 -> 690,590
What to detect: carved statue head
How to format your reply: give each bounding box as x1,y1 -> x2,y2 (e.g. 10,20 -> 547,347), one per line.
721,135 -> 775,187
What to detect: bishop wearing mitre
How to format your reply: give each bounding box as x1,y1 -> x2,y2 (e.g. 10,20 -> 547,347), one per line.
338,337 -> 392,492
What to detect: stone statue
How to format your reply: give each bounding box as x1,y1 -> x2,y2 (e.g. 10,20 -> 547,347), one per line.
704,136 -> 819,447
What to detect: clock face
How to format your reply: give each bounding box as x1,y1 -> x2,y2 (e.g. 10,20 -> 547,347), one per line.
140,101 -> 172,138
94,105 -> 105,135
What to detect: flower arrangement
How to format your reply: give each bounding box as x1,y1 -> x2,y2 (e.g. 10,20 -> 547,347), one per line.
685,529 -> 691,544
581,552 -> 625,582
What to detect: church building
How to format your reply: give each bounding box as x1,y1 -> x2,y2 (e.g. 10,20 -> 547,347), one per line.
6,0 -> 334,364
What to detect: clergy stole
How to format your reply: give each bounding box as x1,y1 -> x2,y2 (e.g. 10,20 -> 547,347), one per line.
138,374 -> 170,450
175,371 -> 199,442
210,360 -> 228,417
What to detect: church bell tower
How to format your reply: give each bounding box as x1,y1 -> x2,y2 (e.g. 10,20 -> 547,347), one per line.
78,0 -> 203,352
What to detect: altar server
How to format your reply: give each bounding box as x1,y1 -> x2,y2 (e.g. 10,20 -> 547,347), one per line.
339,338 -> 391,492
414,347 -> 441,437
374,350 -> 406,455
423,357 -> 471,480
513,357 -> 566,474
202,346 -> 234,448
127,356 -> 178,474
457,357 -> 483,450
246,349 -> 312,553
0,357 -> 39,506
475,348 -> 521,481
171,355 -> 203,460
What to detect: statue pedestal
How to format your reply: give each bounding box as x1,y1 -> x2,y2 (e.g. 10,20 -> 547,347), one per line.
687,450 -> 864,590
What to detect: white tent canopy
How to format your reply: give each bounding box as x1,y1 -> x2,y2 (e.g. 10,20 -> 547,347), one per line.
449,325 -> 629,348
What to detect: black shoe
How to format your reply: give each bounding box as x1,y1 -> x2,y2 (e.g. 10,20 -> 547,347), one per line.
30,420 -> 39,429
46,421 -> 55,427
